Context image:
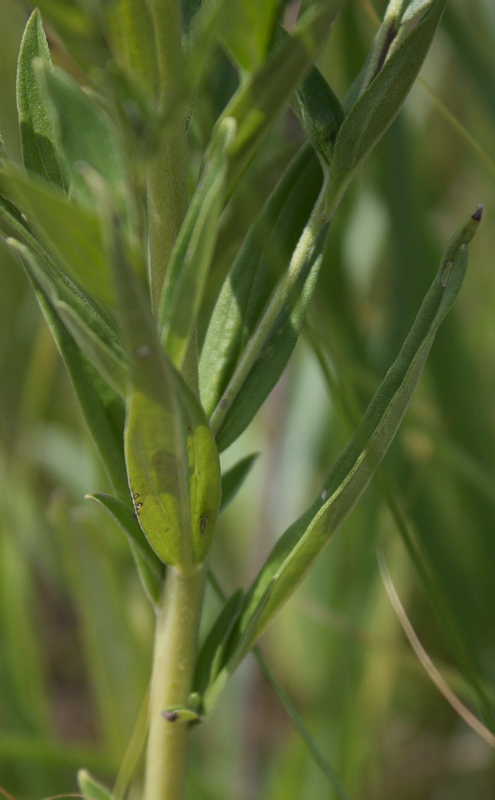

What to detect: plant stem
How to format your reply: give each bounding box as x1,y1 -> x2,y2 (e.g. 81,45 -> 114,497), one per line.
146,0 -> 189,312
143,564 -> 206,800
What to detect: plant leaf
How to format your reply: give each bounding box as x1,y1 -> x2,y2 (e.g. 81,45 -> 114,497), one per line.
203,207 -> 481,704
78,769 -> 113,800
6,239 -> 129,502
200,144 -> 322,423
87,492 -> 164,605
16,9 -> 66,189
109,218 -> 221,567
194,588 -> 244,703
220,453 -> 259,512
274,24 -> 344,164
159,117 -> 235,372
211,0 -> 342,193
326,0 -> 447,212
220,0 -> 279,72
106,0 -> 157,94
0,160 -> 114,306
37,61 -> 135,226
0,193 -> 126,395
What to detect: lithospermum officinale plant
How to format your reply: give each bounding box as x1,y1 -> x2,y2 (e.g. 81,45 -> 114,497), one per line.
0,0 -> 485,798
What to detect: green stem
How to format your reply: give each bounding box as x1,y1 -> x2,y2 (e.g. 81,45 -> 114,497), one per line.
209,184 -> 328,435
146,0 -> 189,312
143,564 -> 206,800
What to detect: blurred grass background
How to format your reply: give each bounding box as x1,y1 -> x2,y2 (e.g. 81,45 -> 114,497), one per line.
1,0 -> 495,798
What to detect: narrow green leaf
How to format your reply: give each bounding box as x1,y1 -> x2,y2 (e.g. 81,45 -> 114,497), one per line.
37,61 -> 135,225
181,0 -> 202,35
0,160 -> 114,306
110,218 -> 221,567
220,0 -> 279,72
326,0 -> 447,212
78,769 -> 113,800
87,493 -> 164,604
205,207 -> 481,699
200,144 -> 321,420
16,9 -> 66,188
220,453 -> 259,512
194,588 -> 244,702
211,199 -> 328,452
274,24 -> 344,164
7,239 -> 128,500
159,117 -> 235,372
106,0 -> 157,94
211,1 -> 341,193
0,192 -> 126,395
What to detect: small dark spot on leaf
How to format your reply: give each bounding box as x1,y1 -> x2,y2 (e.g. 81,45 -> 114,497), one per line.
133,493 -> 140,500
136,502 -> 143,510
220,398 -> 227,409
200,515 -> 208,534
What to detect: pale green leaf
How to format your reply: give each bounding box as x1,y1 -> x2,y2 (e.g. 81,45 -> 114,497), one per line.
204,207 -> 481,702
220,0 -> 279,72
7,238 -> 129,503
16,9 -> 66,188
106,0 -> 157,94
110,219 -> 221,567
0,160 -> 114,306
0,191 -> 126,395
326,0 -> 447,212
37,62 -> 135,225
78,769 -> 113,800
159,117 -> 235,372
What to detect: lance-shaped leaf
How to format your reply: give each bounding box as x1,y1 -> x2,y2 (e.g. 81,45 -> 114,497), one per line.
87,493 -> 164,604
6,239 -> 128,501
77,770 -> 113,800
208,183 -> 328,451
0,161 -> 113,306
110,218 -> 221,567
209,0 -> 341,193
106,0 -> 157,95
194,588 -> 244,700
16,9 -> 66,189
220,0 -> 279,72
159,117 -> 235,372
274,24 -> 344,165
200,144 -> 322,421
220,453 -> 259,512
326,0 -> 447,213
0,192 -> 126,395
201,207 -> 482,710
36,61 -> 135,227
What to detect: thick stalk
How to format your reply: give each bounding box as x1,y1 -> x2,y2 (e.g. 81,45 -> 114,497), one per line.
143,564 -> 206,800
147,0 -> 189,312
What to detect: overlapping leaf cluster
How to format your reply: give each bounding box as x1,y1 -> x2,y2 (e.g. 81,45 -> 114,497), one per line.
0,0 -> 476,755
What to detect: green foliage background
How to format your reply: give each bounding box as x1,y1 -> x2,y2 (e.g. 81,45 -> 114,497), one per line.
1,0 -> 495,798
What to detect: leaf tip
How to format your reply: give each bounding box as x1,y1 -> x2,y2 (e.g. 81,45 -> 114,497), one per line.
471,203 -> 483,222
